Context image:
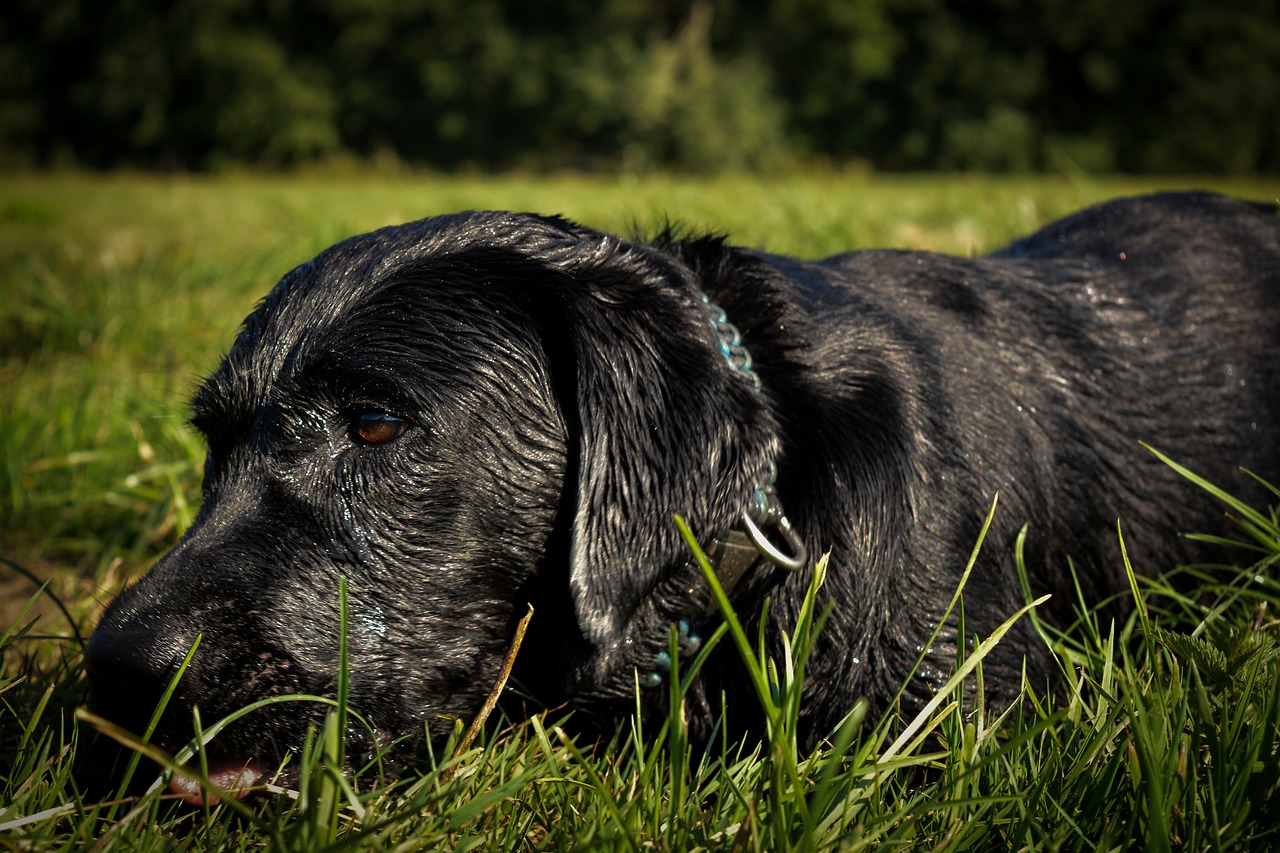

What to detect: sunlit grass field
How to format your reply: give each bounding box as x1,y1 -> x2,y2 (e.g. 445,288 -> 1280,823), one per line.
2,172 -> 1278,850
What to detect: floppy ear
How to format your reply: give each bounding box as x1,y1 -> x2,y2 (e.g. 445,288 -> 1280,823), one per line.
534,228 -> 782,647
404,210 -> 782,649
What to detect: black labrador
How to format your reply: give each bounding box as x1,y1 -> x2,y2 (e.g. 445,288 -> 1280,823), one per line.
86,191 -> 1280,797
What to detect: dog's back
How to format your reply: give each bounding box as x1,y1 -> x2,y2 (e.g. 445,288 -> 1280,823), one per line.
802,192 -> 1279,532
725,192 -> 1280,713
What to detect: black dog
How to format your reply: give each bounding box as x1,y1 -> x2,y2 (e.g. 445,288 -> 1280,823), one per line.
86,192 -> 1279,797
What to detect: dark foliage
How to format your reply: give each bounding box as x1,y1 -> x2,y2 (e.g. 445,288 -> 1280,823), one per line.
2,0 -> 1276,172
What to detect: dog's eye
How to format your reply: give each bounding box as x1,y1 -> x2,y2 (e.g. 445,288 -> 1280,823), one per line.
355,412 -> 408,445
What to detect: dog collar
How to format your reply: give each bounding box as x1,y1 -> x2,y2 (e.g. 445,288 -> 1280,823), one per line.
696,293 -> 807,595
640,294 -> 810,688
698,292 -> 762,392
704,473 -> 808,604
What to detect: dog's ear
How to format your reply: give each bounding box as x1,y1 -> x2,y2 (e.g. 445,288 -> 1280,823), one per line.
524,225 -> 782,648
412,211 -> 781,649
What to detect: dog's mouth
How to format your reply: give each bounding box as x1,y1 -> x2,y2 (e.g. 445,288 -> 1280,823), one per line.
168,756 -> 270,805
156,708 -> 405,804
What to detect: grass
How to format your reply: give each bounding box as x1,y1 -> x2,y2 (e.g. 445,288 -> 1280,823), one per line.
2,171 -> 1279,849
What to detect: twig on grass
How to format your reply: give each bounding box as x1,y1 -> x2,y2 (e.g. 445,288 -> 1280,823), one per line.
444,604 -> 534,780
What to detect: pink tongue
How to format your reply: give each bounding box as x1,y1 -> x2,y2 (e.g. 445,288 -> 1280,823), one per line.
168,758 -> 267,805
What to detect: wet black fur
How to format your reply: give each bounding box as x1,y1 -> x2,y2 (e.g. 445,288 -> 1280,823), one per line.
87,191 -> 1280,777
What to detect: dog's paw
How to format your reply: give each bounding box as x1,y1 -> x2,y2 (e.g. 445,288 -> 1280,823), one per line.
641,619 -> 702,688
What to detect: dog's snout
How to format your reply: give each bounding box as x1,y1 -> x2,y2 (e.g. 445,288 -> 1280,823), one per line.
85,618 -> 198,728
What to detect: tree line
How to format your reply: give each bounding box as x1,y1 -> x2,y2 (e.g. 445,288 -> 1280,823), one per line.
2,0 -> 1276,173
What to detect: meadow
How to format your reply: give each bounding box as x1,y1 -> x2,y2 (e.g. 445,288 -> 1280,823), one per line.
1,172 -> 1278,850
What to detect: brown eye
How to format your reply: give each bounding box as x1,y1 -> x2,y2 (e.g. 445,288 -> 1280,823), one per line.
355,412 -> 407,445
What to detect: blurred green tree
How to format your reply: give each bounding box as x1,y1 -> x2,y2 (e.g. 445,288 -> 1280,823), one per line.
0,0 -> 1275,172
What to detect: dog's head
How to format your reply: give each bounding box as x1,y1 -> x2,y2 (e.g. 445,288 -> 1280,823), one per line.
85,212 -> 781,792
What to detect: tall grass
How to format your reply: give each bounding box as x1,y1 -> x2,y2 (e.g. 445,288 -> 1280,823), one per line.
3,468 -> 1278,849
2,173 -> 1278,849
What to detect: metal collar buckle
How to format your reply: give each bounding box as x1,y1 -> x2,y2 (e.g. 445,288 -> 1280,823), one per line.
739,483 -> 807,572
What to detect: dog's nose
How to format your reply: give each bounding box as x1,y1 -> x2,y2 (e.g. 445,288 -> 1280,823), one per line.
84,619 -> 198,730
